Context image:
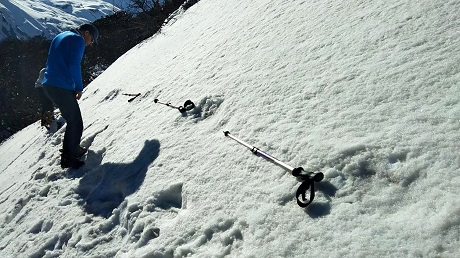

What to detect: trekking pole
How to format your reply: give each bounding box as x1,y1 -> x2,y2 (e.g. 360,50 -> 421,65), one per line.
154,98 -> 195,113
122,93 -> 141,102
224,131 -> 324,207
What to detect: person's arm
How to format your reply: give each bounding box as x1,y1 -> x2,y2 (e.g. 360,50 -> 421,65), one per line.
68,36 -> 85,93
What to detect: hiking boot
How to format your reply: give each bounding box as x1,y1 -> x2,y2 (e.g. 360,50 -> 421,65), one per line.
59,146 -> 88,158
61,155 -> 85,169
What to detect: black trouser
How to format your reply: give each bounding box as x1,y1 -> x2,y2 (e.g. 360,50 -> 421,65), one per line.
43,85 -> 83,158
35,87 -> 54,114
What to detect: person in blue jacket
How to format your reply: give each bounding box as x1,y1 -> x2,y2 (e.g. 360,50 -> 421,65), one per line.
43,23 -> 99,169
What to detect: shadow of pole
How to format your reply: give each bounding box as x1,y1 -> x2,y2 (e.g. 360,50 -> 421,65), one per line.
76,139 -> 160,218
304,181 -> 338,218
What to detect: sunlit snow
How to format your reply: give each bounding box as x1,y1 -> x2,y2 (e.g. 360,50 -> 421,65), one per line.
1,0 -> 459,257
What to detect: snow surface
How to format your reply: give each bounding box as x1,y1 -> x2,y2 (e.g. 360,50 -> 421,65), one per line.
1,0 -> 460,257
0,0 -> 131,40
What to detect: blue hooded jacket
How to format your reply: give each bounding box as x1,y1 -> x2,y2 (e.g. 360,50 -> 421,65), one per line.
42,30 -> 85,92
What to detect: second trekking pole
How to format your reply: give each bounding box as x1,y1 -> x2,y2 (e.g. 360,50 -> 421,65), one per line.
154,98 -> 195,113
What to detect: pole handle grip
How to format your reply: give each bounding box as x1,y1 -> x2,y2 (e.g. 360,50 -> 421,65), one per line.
292,167 -> 324,182
296,180 -> 316,207
292,167 -> 323,207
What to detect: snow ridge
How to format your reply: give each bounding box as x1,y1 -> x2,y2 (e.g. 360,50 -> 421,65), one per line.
0,0 -> 124,40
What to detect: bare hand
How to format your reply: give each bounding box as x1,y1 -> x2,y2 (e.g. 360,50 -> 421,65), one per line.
76,91 -> 83,100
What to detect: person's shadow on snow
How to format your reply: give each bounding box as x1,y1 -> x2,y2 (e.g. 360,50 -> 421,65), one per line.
76,139 -> 160,218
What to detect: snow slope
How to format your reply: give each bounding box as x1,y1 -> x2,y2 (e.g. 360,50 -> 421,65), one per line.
1,0 -> 460,257
0,0 -> 128,40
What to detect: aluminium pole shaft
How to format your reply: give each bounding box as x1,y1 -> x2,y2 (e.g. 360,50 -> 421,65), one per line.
224,131 -> 295,172
224,131 -> 323,182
